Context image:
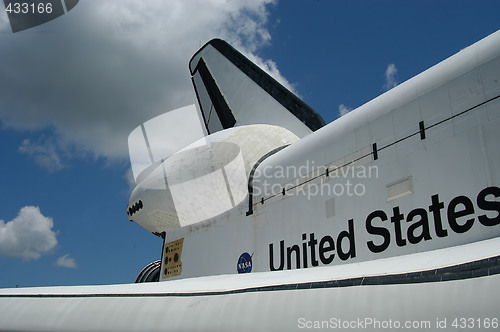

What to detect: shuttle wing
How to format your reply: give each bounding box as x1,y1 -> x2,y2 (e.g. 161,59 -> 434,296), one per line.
189,39 -> 325,137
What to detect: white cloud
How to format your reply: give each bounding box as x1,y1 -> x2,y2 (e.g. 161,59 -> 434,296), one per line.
55,253 -> 78,268
338,104 -> 353,117
0,206 -> 58,261
18,137 -> 67,172
0,0 -> 282,165
384,63 -> 398,90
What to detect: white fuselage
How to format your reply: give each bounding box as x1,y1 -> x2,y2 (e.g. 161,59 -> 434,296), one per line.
159,29 -> 500,281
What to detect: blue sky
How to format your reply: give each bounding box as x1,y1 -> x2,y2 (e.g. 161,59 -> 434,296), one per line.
0,0 -> 499,288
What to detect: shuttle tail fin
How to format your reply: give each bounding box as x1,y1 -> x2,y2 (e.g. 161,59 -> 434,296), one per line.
189,39 -> 325,137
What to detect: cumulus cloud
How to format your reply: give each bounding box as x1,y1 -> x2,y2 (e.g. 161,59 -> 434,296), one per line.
55,253 -> 78,268
338,104 -> 353,117
384,63 -> 398,90
0,0 -> 285,166
0,206 -> 58,260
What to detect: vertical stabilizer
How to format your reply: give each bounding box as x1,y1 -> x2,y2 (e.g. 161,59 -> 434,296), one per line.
189,39 -> 325,137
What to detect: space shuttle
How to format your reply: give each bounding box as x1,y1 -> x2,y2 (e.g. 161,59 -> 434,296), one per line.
1,30 -> 499,331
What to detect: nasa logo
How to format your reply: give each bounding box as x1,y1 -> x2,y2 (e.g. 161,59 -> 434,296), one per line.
237,252 -> 253,273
